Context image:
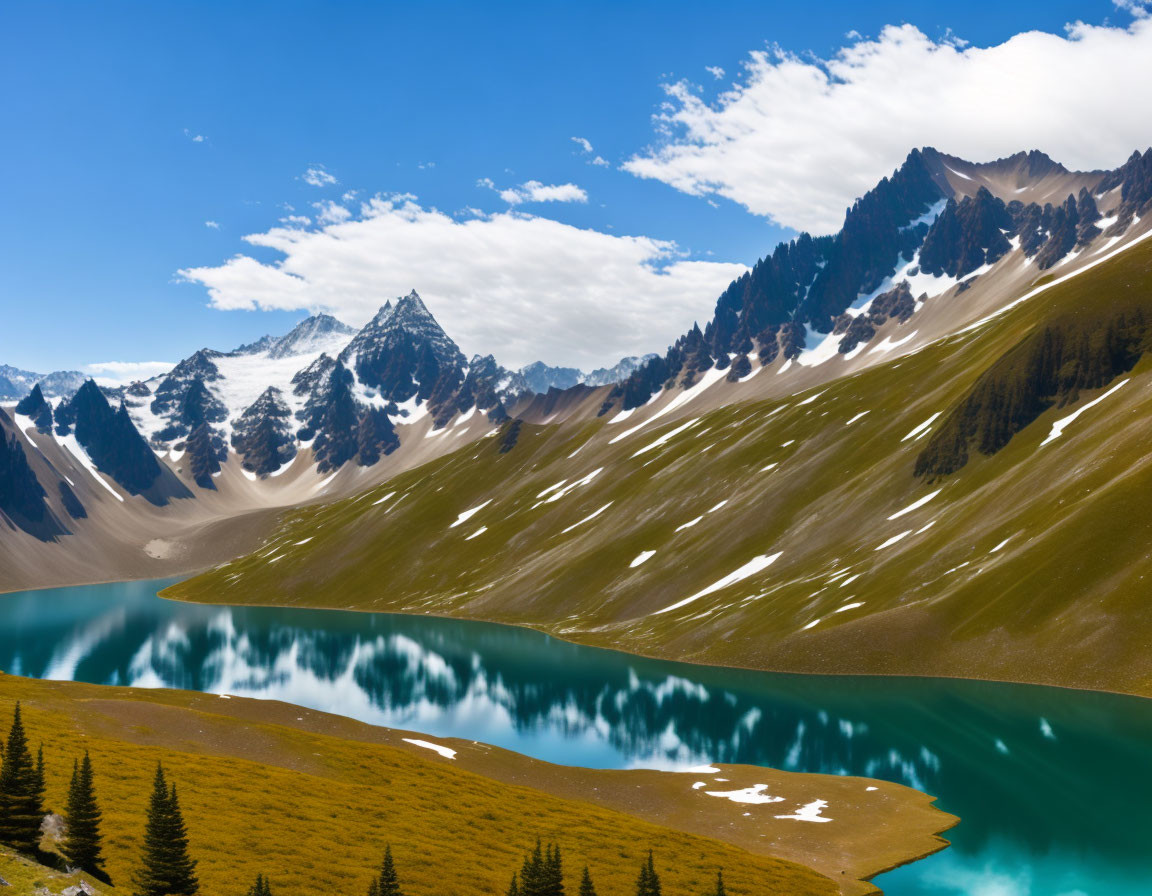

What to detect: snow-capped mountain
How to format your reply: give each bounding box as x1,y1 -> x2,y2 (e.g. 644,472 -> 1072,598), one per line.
602,147 -> 1152,413
0,365 -> 87,402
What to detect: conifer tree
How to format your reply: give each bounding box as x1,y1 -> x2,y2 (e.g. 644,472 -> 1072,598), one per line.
545,843 -> 563,896
0,702 -> 44,853
521,840 -> 545,896
711,870 -> 726,896
32,745 -> 45,812
578,866 -> 596,896
505,873 -> 521,896
63,751 -> 105,878
367,845 -> 402,896
246,873 -> 273,896
635,850 -> 661,896
134,763 -> 198,896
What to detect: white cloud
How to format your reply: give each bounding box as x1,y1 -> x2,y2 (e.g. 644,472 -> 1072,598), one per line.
573,136 -> 611,167
183,128 -> 207,143
1114,0 -> 1150,18
495,180 -> 588,205
85,361 -> 175,386
312,200 -> 351,224
205,220 -> 220,229
624,20 -> 1152,234
176,194 -> 746,369
705,65 -> 725,80
301,165 -> 338,187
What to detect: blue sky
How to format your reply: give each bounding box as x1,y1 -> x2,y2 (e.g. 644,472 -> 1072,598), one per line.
2,0 -> 1150,374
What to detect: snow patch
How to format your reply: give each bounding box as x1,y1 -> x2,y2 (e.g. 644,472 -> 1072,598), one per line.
704,784 -> 784,805
775,799 -> 832,822
901,412 -> 941,442
887,489 -> 942,520
401,738 -> 457,759
450,499 -> 492,528
630,550 -> 656,568
655,553 -> 782,615
1040,379 -> 1129,446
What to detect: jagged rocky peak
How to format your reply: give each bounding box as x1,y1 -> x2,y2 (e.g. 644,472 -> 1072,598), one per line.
232,386 -> 297,477
340,290 -> 466,404
56,381 -> 164,496
268,313 -> 356,360
0,410 -> 59,538
0,365 -> 87,402
515,362 -> 584,394
919,187 -> 1014,278
585,355 -> 658,387
15,384 -> 53,432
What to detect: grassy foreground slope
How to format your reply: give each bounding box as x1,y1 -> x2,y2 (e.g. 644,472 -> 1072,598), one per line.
169,241 -> 1152,696
0,675 -> 957,896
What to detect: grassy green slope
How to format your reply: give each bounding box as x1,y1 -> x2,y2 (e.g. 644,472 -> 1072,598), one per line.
169,241 -> 1152,696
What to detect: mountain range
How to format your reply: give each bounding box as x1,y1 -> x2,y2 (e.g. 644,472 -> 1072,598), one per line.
3,145 -> 1152,699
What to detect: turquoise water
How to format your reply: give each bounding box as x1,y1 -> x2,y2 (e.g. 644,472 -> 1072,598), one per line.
1,579 -> 1150,895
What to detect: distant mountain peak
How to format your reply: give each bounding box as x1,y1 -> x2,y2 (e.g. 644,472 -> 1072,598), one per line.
267,312 -> 356,360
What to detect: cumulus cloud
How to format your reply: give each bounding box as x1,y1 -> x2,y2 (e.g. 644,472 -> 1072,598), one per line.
313,200 -> 351,224
624,19 -> 1152,234
85,360 -> 175,386
205,220 -> 220,229
177,195 -> 745,369
301,165 -> 338,187
705,65 -> 725,80
183,128 -> 207,143
486,179 -> 588,205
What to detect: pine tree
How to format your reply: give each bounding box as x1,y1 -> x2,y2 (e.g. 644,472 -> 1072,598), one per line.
134,764 -> 198,896
63,751 -> 105,878
369,845 -> 402,896
505,873 -> 520,896
635,850 -> 661,896
521,840 -> 545,896
247,873 -> 272,896
545,843 -> 563,896
711,870 -> 726,896
32,746 -> 45,813
0,702 -> 44,853
578,866 -> 596,896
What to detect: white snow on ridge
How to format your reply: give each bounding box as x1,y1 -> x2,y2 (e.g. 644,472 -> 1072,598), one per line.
1040,379 -> 1129,446
887,489 -> 942,520
56,434 -> 124,502
450,499 -> 492,528
845,411 -> 870,426
870,330 -> 919,355
609,366 -> 727,444
655,553 -> 782,615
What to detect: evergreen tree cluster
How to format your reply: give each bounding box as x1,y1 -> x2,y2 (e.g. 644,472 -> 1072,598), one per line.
917,302 -> 1152,476
0,703 -> 45,854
